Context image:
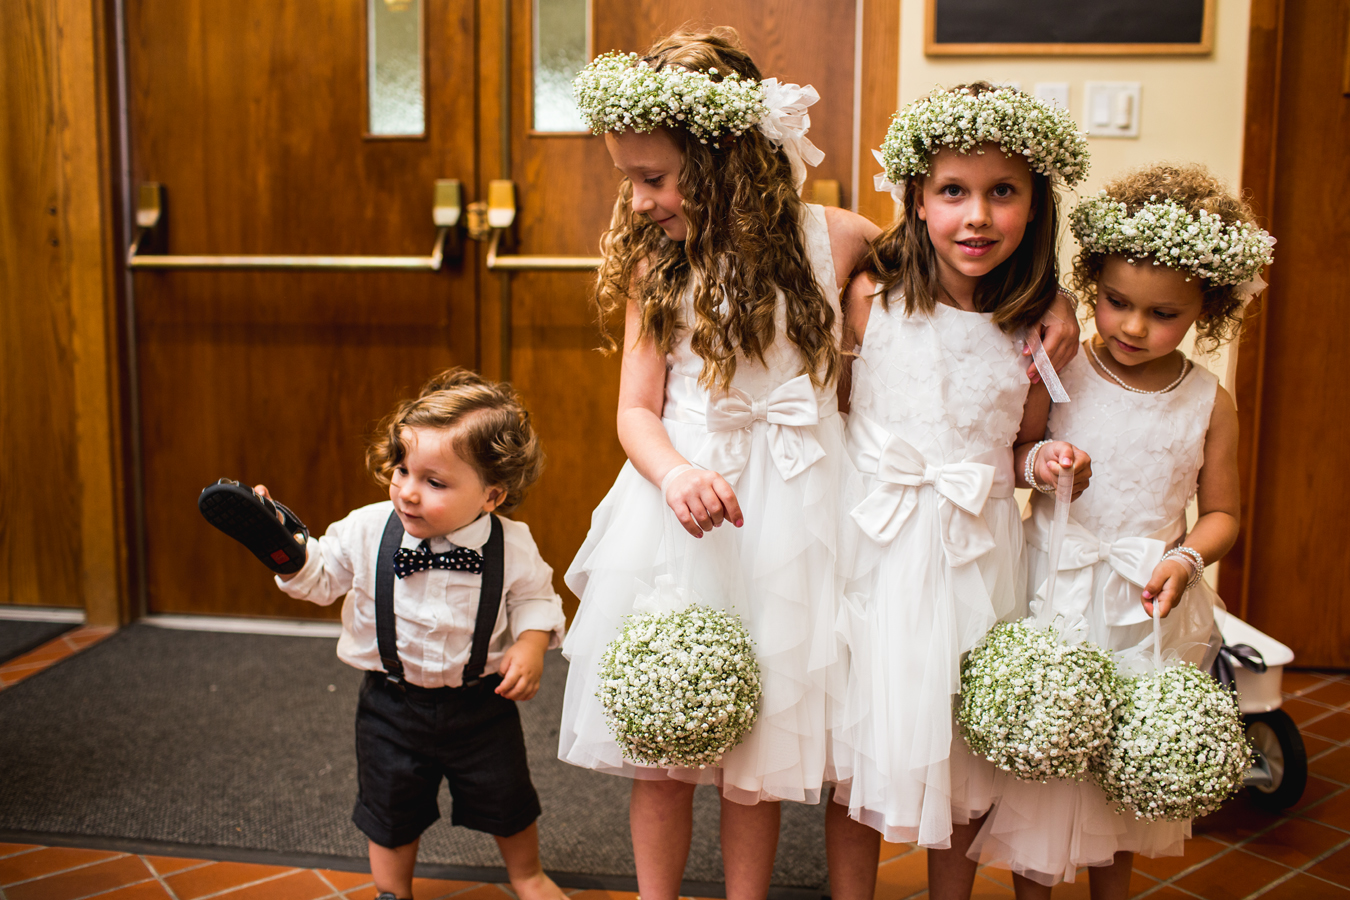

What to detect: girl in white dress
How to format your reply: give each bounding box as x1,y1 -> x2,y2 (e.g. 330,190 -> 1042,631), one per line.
832,83 -> 1090,900
556,28 -> 881,900
972,164 -> 1275,898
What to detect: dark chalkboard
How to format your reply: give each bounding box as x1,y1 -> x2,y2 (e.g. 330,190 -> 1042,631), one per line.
926,0 -> 1213,56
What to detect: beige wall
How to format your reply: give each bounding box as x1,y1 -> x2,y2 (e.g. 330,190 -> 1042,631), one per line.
893,0 -> 1252,382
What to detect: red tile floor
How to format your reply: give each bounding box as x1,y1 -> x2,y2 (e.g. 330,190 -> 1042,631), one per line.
2,631 -> 1348,899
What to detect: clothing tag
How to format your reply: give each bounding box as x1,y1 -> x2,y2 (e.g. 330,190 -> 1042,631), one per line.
1027,330 -> 1071,403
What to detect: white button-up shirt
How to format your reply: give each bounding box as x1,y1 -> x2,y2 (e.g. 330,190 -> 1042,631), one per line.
278,501 -> 566,688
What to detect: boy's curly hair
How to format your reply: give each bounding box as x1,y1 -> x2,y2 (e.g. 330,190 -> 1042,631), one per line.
1071,163 -> 1259,352
862,82 -> 1063,335
366,369 -> 543,514
592,26 -> 839,393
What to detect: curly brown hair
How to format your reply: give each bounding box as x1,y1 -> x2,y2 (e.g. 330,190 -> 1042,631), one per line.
1071,163 -> 1260,352
366,369 -> 543,514
591,27 -> 838,392
862,83 -> 1063,334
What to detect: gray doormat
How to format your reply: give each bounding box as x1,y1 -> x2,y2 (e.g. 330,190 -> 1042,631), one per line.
0,619 -> 75,665
0,624 -> 828,896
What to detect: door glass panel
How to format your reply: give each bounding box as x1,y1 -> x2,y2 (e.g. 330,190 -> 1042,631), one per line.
368,0 -> 425,136
532,0 -> 589,131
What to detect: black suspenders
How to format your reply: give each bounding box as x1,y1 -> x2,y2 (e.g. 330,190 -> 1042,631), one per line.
374,510 -> 505,689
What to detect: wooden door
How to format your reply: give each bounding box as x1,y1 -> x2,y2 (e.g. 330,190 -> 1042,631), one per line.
1222,0 -> 1350,666
127,0 -> 481,617
126,0 -> 890,620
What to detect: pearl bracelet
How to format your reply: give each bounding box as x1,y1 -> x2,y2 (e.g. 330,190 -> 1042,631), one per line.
1023,440 -> 1055,494
1161,546 -> 1206,591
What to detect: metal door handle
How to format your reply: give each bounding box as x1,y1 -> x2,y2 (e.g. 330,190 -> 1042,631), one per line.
126,181 -> 462,270
474,180 -> 601,271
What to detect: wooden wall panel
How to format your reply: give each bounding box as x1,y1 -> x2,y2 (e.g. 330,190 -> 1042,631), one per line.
1228,0 -> 1350,667
858,0 -> 901,228
1,0 -> 123,620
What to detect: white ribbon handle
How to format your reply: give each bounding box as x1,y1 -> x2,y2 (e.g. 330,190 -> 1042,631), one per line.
1036,467 -> 1074,624
703,374 -> 824,484
1025,328 -> 1071,404
758,79 -> 825,192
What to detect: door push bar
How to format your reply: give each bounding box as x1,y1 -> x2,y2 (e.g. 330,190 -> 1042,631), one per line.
470,180 -> 602,271
126,181 -> 462,271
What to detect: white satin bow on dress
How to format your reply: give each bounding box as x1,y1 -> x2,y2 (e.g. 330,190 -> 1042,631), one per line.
847,414 -> 997,566
1027,502 -> 1180,631
701,373 -> 824,485
758,79 -> 826,192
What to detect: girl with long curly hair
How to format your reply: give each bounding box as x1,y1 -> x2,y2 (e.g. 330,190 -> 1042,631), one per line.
556,26 -> 880,900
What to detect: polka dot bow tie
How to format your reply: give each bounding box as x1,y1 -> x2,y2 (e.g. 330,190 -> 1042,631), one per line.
392,543 -> 483,579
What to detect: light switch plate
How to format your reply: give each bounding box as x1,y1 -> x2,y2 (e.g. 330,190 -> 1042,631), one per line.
1033,82 -> 1070,111
1083,82 -> 1141,138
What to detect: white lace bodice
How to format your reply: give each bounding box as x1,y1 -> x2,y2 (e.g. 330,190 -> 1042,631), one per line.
1043,351 -> 1218,541
850,293 -> 1030,473
662,204 -> 840,421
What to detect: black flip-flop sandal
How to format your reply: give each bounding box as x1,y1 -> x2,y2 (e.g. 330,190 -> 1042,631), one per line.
198,479 -> 310,574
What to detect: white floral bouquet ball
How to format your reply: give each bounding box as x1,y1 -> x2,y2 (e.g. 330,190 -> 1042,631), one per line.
598,603 -> 761,768
1093,663 -> 1250,821
958,621 -> 1125,782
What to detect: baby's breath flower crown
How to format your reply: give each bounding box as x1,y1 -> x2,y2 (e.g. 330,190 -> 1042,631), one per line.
574,52 -> 768,145
1093,663 -> 1250,822
598,604 -> 761,768
1071,194 -> 1276,288
958,621 -> 1126,782
879,86 -> 1090,187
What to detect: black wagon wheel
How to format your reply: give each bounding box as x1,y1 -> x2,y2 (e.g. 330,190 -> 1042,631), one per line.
1244,709 -> 1308,811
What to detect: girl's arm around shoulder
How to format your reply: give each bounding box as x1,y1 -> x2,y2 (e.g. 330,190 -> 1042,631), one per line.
823,206 -> 881,293
1024,290 -> 1082,382
1141,385 -> 1241,616
616,295 -> 744,537
837,271 -> 880,413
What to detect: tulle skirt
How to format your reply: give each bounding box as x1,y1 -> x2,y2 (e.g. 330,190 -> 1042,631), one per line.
832,490 -> 1027,847
969,542 -> 1220,884
558,413 -> 855,806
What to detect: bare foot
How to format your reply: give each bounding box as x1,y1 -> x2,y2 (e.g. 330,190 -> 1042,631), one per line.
508,870 -> 566,900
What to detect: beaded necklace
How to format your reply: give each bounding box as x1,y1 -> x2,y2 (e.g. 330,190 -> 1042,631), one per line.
1087,339 -> 1191,395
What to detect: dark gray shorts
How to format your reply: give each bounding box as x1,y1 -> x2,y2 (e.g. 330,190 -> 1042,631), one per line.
352,671 -> 541,848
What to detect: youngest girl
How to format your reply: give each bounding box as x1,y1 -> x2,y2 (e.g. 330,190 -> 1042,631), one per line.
971,163 -> 1275,898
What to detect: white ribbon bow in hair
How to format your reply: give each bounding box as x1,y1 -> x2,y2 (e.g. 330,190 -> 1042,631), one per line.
758,79 -> 825,192
872,149 -> 905,204
847,415 -> 997,566
701,373 -> 824,485
1028,509 -> 1174,630
1234,273 -> 1267,308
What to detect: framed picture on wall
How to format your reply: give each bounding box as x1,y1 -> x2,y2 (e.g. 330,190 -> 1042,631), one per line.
926,0 -> 1215,56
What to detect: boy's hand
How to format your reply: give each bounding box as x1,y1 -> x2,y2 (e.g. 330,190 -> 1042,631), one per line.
253,484 -> 284,522
253,484 -> 302,582
1141,559 -> 1190,618
1035,441 -> 1092,500
495,631 -> 550,701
